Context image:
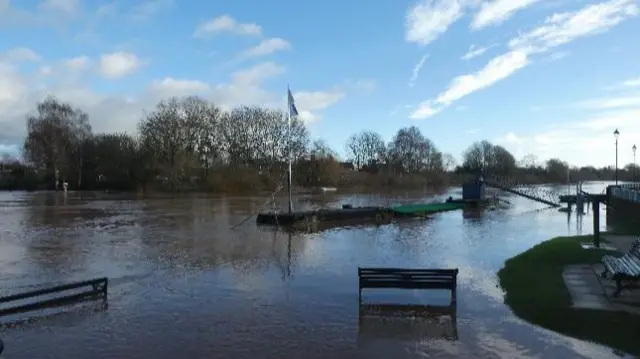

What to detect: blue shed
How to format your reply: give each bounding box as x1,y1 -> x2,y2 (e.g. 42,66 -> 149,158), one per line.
462,181 -> 486,200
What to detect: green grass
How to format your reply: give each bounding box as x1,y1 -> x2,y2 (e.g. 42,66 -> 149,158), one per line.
498,235 -> 640,356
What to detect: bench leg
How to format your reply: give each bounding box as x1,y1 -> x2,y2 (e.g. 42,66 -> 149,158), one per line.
613,278 -> 624,297
600,269 -> 608,278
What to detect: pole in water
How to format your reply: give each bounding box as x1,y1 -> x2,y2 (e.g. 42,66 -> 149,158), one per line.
287,162 -> 293,214
287,84 -> 294,214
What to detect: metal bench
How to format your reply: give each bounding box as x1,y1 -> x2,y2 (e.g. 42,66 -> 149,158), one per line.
358,267 -> 458,309
601,239 -> 640,297
0,277 -> 108,317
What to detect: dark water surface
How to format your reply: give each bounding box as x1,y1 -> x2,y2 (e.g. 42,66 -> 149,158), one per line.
0,183 -> 627,359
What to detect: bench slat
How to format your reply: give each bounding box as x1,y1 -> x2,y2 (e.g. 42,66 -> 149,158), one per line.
360,274 -> 456,280
358,267 -> 458,289
618,256 -> 640,275
359,268 -> 457,274
601,239 -> 640,277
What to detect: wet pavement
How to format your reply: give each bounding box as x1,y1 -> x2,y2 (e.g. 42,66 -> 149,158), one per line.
0,182 -> 635,359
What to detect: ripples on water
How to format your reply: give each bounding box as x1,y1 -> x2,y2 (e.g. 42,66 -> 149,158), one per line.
0,184 -> 628,358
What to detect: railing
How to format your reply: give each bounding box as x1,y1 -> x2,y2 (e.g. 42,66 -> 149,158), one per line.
481,173 -> 561,207
609,185 -> 640,204
617,183 -> 640,190
0,277 -> 108,317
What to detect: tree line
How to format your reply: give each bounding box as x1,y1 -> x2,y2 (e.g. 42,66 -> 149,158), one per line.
0,96 -> 638,193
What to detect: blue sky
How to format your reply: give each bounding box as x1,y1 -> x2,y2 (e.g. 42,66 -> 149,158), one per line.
1,0 -> 640,167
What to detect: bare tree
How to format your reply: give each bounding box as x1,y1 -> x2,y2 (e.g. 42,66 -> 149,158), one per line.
345,130 -> 386,169
461,140 -> 516,175
518,154 -> 539,169
387,126 -> 442,174
23,97 -> 92,189
442,153 -> 457,172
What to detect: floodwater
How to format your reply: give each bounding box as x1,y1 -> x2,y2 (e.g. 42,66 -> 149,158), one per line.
0,183 -> 629,359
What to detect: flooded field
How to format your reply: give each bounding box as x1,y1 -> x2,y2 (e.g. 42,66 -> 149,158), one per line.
0,183 -> 627,359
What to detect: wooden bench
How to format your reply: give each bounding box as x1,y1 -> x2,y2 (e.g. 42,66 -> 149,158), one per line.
358,267 -> 458,310
0,277 -> 108,317
601,239 -> 640,297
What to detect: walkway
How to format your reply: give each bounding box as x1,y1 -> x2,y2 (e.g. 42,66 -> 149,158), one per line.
563,234 -> 640,315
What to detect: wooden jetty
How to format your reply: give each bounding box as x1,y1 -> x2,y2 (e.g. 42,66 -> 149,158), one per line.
0,277 -> 108,317
256,201 -> 471,226
256,180 -> 490,227
559,194 -> 607,204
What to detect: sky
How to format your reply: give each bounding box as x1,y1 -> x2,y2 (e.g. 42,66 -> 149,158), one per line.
1,0 -> 640,168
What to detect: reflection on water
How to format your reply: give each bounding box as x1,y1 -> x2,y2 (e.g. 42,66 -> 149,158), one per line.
0,183 -> 629,358
358,311 -> 458,343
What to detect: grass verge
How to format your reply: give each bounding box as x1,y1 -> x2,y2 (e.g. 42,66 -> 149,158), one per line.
497,235 -> 640,356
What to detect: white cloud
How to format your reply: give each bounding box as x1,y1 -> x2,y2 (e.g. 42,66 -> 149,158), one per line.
194,14 -> 262,38
240,38 -> 291,58
496,83 -> 640,166
98,52 -> 143,79
343,78 -> 377,93
461,44 -> 492,60
231,62 -> 285,85
508,0 -> 638,53
128,0 -> 174,21
496,109 -> 640,166
148,78 -> 211,97
0,55 -> 346,144
292,90 -> 345,123
409,53 -> 429,87
405,0 -> 467,46
37,0 -> 81,14
546,51 -> 569,61
410,0 -> 639,119
2,47 -> 41,62
613,76 -> 640,88
0,63 -> 26,105
575,95 -> 640,110
409,101 -> 440,119
65,56 -> 92,72
471,0 -> 541,29
38,65 -> 53,76
437,49 -> 530,106
503,132 -> 523,144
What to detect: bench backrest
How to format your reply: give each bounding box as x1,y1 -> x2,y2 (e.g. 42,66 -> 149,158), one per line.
358,268 -> 458,290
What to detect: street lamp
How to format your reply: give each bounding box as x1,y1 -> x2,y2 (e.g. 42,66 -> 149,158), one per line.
614,129 -> 619,185
633,144 -> 637,182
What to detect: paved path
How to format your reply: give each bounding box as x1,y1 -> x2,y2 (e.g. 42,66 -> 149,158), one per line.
563,264 -> 640,314
563,265 -> 611,310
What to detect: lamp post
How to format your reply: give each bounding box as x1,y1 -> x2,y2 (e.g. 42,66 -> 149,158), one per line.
633,144 -> 637,182
614,129 -> 619,185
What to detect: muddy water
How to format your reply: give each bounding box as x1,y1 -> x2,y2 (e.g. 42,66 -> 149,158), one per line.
0,183 -> 626,359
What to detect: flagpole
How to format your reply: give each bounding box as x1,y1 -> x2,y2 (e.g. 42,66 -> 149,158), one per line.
287,85 -> 293,214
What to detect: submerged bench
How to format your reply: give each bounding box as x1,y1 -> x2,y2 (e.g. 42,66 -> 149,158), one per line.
0,277 -> 108,317
358,267 -> 458,309
601,239 -> 640,297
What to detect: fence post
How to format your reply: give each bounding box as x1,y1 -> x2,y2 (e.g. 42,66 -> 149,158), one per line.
593,200 -> 600,248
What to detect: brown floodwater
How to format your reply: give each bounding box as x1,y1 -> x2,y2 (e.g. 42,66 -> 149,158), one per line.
0,183 -> 631,359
